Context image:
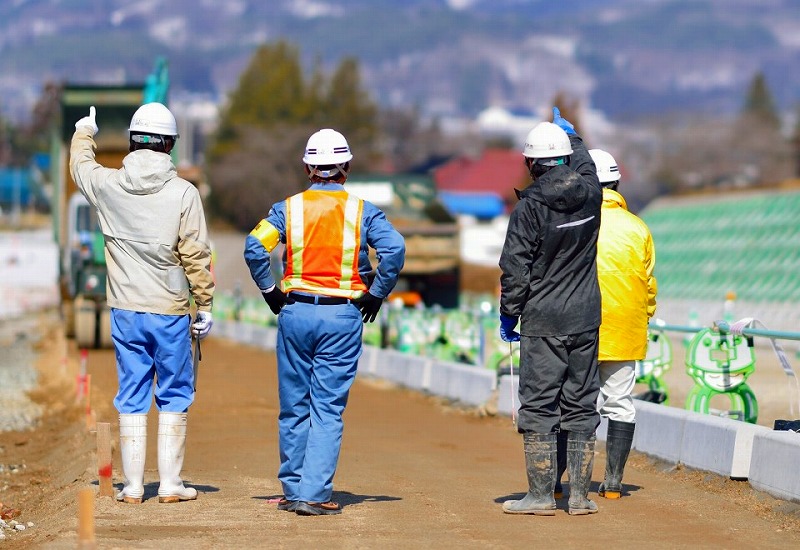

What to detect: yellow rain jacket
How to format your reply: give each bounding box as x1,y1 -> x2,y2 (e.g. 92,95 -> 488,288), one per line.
597,188 -> 657,361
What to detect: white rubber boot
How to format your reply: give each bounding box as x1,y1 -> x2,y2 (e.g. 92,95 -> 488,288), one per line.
116,414 -> 147,504
157,412 -> 197,503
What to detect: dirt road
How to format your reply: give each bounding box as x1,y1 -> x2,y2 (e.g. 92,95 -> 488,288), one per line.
2,315 -> 800,549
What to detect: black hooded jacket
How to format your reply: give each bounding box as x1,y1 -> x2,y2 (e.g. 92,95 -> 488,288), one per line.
499,135 -> 602,336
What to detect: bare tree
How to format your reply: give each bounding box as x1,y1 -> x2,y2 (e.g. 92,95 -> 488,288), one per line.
206,124 -> 312,231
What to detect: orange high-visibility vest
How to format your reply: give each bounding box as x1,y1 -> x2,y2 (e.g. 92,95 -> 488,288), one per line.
282,190 -> 368,298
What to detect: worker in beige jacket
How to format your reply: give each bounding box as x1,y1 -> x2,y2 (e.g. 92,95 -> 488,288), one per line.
70,102 -> 214,504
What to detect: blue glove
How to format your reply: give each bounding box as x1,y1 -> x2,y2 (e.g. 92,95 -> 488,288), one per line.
499,314 -> 521,342
552,107 -> 576,135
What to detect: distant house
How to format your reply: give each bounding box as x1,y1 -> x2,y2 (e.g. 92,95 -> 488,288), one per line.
430,148 -> 530,268
432,148 -> 528,218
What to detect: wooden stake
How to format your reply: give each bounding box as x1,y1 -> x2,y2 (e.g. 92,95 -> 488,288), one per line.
85,374 -> 95,430
96,422 -> 113,498
77,488 -> 96,549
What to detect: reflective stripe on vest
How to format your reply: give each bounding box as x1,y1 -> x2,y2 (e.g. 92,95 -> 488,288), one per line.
282,190 -> 367,299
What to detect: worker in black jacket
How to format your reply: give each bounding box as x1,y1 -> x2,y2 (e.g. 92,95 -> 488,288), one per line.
499,107 -> 602,516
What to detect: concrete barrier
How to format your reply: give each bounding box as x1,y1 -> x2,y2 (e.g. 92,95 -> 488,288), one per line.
596,416 -> 609,441
631,399 -> 688,464
496,375 -> 518,417
361,345 -> 379,375
427,360 -> 496,407
366,349 -> 427,389
679,413 -> 768,479
748,430 -> 800,502
248,325 -> 276,349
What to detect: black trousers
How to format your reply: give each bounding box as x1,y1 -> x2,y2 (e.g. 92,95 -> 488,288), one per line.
517,329 -> 601,434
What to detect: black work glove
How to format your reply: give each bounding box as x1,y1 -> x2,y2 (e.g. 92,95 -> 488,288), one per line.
354,292 -> 383,323
262,286 -> 291,315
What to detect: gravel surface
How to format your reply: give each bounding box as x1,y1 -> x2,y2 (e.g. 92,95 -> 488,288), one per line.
0,316 -> 45,433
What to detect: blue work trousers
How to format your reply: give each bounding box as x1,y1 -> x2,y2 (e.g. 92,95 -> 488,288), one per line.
276,300 -> 363,503
111,309 -> 194,414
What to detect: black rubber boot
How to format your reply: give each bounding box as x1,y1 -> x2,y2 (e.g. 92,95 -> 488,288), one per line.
502,432 -> 557,515
554,429 -> 568,499
599,420 -> 635,499
567,432 -> 598,515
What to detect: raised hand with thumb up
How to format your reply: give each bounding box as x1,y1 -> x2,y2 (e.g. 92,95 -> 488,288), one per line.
75,106 -> 99,136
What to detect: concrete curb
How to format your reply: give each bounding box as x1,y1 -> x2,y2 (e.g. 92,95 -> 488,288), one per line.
749,430 -> 800,502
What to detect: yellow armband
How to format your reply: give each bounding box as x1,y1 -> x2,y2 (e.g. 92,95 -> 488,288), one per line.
250,220 -> 281,252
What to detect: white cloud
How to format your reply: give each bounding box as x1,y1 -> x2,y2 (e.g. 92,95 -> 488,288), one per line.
150,17 -> 188,48
446,0 -> 478,10
285,0 -> 343,19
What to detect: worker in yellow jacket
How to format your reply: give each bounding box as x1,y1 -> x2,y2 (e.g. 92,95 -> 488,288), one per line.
555,148 -> 657,501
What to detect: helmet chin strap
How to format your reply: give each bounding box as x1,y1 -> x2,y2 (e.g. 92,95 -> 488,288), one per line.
308,163 -> 348,180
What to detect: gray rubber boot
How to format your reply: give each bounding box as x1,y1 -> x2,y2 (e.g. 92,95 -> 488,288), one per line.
599,420 -> 635,499
567,432 -> 598,515
502,432 -> 557,515
554,429 -> 568,499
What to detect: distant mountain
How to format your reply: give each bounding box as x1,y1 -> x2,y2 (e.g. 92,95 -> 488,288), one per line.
0,0 -> 797,124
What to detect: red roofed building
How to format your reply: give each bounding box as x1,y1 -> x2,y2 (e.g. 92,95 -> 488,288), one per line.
432,148 -> 529,213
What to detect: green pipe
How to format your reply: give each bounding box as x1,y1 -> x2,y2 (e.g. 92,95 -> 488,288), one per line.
713,321 -> 800,342
648,322 -> 703,334
650,320 -> 800,342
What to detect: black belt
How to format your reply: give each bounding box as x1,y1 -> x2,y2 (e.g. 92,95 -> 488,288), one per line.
290,293 -> 353,305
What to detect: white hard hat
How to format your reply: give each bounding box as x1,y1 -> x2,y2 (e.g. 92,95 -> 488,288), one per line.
302,129 -> 353,165
523,122 -> 572,159
589,149 -> 621,184
129,102 -> 179,137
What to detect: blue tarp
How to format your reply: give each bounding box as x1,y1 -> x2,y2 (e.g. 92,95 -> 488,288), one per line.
438,191 -> 505,219
0,168 -> 43,207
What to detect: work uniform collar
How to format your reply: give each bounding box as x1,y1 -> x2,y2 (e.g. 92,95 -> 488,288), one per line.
309,182 -> 346,192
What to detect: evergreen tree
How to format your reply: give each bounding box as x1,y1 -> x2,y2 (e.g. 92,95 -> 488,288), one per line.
732,71 -> 790,185
206,42 -> 380,231
742,71 -> 780,128
210,41 -> 309,159
792,103 -> 800,177
322,57 -> 378,166
0,113 -> 11,165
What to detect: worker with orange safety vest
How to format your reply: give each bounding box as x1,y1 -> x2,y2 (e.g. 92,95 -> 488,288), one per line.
244,128 -> 405,516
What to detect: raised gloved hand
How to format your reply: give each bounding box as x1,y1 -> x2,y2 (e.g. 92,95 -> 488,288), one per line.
499,313 -> 521,342
355,292 -> 383,323
75,106 -> 99,136
262,286 -> 290,315
192,311 -> 213,340
552,107 -> 576,135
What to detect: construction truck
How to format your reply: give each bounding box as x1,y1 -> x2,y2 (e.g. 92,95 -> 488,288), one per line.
346,175 -> 461,308
52,59 -> 171,348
